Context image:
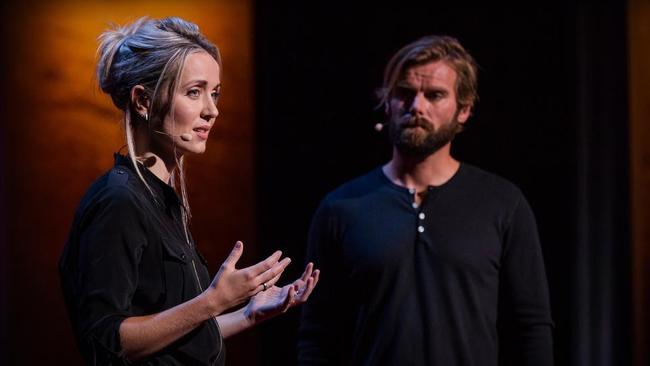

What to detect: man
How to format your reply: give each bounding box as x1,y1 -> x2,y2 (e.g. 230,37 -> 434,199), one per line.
298,36 -> 553,366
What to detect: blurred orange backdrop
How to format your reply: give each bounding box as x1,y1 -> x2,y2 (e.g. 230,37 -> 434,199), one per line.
0,1 -> 258,364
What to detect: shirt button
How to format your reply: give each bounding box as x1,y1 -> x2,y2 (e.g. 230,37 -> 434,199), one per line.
180,253 -> 187,260
411,202 -> 418,209
419,212 -> 425,220
418,225 -> 425,233
116,170 -> 124,175
408,188 -> 416,194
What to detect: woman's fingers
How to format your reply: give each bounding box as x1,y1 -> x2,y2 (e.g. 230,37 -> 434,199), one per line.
297,277 -> 314,301
247,250 -> 282,276
312,269 -> 320,287
282,285 -> 296,312
253,258 -> 291,288
300,262 -> 314,282
296,269 -> 319,302
265,271 -> 283,288
221,241 -> 244,269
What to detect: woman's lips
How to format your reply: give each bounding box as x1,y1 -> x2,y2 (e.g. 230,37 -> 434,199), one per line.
192,126 -> 210,140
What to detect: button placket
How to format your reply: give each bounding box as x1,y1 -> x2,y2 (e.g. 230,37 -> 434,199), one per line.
408,188 -> 418,209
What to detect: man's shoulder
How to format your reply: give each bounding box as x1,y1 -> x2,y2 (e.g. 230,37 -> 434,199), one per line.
321,166 -> 386,205
458,163 -> 525,202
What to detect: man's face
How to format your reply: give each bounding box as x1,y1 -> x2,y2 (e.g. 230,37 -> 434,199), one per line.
387,60 -> 470,157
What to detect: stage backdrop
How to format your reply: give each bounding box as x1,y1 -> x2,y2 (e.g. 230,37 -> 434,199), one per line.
0,1 -> 258,364
253,2 -> 643,366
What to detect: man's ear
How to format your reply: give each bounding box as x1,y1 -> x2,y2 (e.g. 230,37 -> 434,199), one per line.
130,85 -> 150,118
457,104 -> 471,124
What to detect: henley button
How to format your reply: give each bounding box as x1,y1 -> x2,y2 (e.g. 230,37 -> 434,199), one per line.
181,253 -> 186,260
418,225 -> 425,233
419,212 -> 425,220
411,202 -> 418,209
408,188 -> 415,194
116,170 -> 124,175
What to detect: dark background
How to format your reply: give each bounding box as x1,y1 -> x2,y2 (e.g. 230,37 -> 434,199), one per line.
0,1 -> 645,365
253,2 -> 633,366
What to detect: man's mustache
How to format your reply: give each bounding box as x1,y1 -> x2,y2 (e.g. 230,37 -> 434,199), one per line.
399,115 -> 433,129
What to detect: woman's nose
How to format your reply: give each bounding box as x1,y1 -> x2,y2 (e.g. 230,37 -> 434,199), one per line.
202,97 -> 219,120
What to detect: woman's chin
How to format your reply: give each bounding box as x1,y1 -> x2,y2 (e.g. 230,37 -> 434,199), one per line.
176,142 -> 207,156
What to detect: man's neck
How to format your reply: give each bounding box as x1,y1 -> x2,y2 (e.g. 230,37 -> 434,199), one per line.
382,143 -> 460,193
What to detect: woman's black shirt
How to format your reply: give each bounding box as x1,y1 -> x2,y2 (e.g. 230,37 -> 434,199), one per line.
59,154 -> 225,365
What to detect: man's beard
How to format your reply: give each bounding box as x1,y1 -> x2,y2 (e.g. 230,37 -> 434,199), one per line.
388,112 -> 463,158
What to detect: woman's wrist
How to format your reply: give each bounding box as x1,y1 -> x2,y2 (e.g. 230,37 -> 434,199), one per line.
242,304 -> 257,327
200,289 -> 226,318
216,307 -> 256,338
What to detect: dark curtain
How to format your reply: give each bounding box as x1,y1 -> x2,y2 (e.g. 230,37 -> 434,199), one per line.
254,2 -> 632,366
571,3 -> 632,366
0,101 -> 7,366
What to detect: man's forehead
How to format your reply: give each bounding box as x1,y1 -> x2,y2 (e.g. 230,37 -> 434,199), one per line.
400,61 -> 456,84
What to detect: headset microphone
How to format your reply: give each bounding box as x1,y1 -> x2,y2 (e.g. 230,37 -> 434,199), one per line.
154,130 -> 194,142
374,122 -> 387,132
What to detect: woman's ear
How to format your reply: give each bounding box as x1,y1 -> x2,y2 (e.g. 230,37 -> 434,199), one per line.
130,85 -> 150,119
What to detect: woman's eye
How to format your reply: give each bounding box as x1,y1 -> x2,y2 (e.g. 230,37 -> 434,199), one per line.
187,89 -> 200,97
211,91 -> 220,101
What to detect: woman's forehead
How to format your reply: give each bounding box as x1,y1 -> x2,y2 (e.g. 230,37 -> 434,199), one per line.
180,51 -> 221,85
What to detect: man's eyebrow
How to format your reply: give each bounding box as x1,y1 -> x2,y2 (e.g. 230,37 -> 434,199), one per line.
424,87 -> 448,93
394,82 -> 447,93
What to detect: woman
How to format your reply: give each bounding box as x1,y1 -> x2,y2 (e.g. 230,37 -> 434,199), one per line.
59,16 -> 319,365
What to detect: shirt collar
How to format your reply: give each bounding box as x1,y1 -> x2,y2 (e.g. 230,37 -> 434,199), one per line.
113,153 -> 182,208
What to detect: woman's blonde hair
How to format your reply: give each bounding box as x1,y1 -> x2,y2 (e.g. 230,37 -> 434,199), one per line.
96,16 -> 221,225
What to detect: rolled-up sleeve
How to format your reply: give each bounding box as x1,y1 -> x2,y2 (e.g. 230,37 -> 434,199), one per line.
66,186 -> 148,363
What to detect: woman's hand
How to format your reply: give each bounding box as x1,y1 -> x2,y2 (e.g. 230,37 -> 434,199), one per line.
204,241 -> 291,315
243,262 -> 320,325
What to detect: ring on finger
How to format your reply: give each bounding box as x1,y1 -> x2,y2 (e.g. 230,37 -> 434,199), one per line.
262,282 -> 268,291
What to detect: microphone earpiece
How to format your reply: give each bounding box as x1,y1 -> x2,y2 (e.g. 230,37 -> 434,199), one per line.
154,130 -> 194,142
374,122 -> 387,132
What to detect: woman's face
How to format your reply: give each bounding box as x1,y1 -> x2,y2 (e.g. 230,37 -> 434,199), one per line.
157,51 -> 221,155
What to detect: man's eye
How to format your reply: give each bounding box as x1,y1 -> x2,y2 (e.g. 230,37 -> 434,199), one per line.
425,92 -> 443,101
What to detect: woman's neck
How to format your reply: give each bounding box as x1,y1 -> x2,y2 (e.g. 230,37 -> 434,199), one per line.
133,127 -> 179,184
137,151 -> 177,183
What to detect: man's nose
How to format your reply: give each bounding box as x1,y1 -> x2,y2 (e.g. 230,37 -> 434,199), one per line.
409,92 -> 426,116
